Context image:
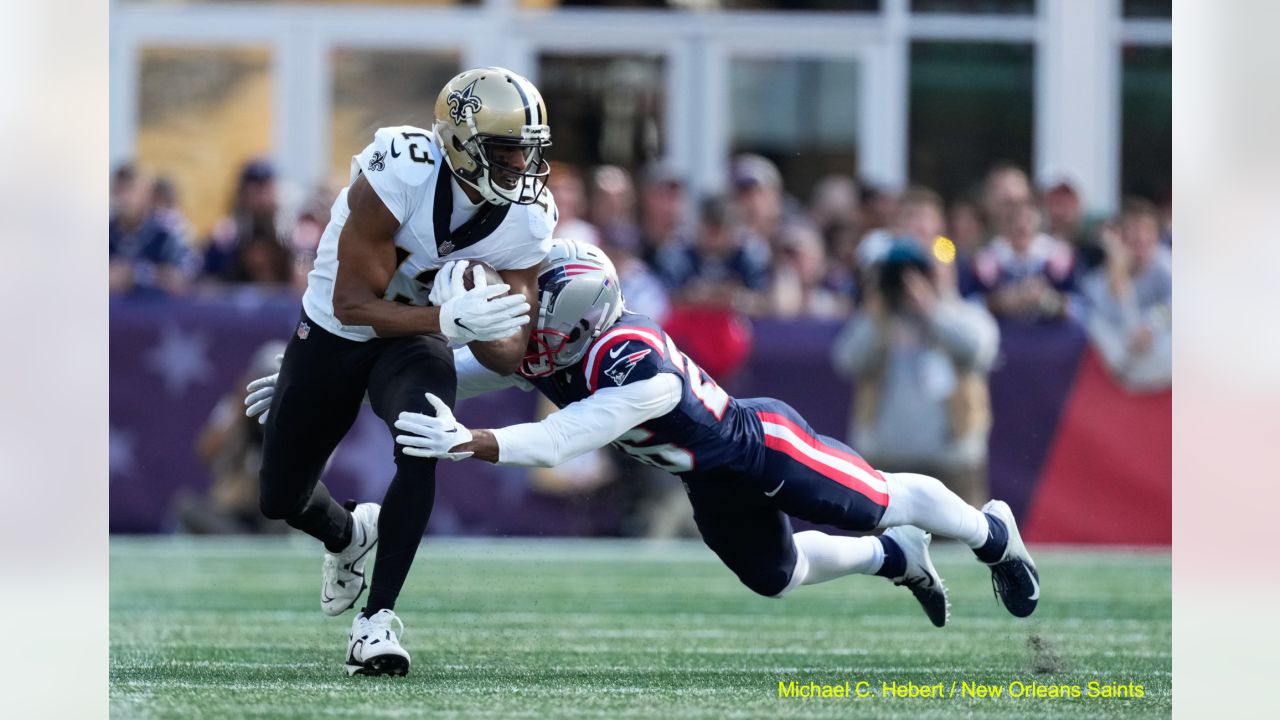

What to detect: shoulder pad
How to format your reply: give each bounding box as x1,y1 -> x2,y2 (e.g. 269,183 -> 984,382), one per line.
358,126 -> 440,188
584,325 -> 669,392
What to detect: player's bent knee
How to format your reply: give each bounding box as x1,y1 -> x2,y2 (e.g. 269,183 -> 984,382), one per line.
735,567 -> 793,598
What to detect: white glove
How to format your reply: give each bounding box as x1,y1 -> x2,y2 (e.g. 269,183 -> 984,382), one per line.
394,393 -> 474,460
244,354 -> 282,425
428,260 -> 465,306
439,266 -> 530,344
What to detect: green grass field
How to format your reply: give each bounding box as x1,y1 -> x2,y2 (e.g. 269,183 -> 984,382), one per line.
110,537 -> 1170,719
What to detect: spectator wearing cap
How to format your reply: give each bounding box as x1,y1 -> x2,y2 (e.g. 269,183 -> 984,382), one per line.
658,195 -> 770,314
203,159 -> 293,286
1041,175 -> 1106,276
831,227 -> 1000,507
1080,198 -> 1172,391
109,163 -> 197,296
732,153 -> 811,254
969,196 -> 1075,321
769,222 -> 850,319
637,161 -> 691,267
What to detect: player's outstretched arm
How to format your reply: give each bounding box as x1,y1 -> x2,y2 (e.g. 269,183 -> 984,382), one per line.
394,375 -> 681,467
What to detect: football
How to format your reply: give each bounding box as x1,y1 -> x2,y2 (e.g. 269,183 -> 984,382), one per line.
461,259 -> 504,291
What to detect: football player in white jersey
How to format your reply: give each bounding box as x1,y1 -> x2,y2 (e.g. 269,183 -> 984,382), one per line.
252,67 -> 558,677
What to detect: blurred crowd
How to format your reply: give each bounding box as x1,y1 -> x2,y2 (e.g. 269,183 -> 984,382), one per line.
115,155 -> 1171,535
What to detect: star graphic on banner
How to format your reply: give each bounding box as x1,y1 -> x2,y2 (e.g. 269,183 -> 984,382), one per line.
109,425 -> 136,480
332,411 -> 396,499
145,324 -> 214,397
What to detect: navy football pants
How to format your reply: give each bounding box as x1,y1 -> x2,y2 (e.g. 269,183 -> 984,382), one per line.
684,399 -> 889,597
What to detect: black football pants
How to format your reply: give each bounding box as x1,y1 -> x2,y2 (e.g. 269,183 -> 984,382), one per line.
259,312 -> 457,614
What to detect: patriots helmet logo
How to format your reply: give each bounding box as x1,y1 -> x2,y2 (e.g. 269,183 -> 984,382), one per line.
447,79 -> 484,125
602,343 -> 651,387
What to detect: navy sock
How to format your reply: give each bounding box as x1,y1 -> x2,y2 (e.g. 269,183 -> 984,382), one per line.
875,535 -> 906,579
974,513 -> 1008,564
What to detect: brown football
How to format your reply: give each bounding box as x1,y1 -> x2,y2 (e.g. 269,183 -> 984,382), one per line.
460,260 -> 505,291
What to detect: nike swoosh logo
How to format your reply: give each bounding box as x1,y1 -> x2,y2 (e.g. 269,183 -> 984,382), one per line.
609,344 -> 626,359
390,139 -> 400,158
1027,570 -> 1040,601
455,319 -> 472,332
764,479 -> 785,497
444,428 -> 457,433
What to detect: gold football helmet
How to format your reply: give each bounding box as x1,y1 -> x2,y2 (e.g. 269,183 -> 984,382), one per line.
433,67 -> 551,206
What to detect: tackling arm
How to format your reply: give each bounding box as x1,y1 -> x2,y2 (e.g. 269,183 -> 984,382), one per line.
394,374 -> 682,466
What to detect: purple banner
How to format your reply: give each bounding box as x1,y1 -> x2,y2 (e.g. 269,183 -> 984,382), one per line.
110,293 -> 1085,535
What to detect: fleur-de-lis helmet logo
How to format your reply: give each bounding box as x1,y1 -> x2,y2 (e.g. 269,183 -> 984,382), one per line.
447,79 -> 484,125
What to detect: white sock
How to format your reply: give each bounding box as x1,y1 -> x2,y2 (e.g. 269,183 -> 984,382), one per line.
876,472 -> 990,548
779,531 -> 884,595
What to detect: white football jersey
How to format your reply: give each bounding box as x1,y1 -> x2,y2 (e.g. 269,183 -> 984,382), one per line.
302,125 -> 557,341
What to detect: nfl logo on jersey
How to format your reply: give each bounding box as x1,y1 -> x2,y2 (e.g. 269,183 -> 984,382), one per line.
296,321 -> 311,340
603,346 -> 650,386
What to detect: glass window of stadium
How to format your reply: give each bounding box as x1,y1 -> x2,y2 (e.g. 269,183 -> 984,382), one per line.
729,57 -> 860,204
134,46 -> 274,242
329,50 -> 461,183
535,54 -> 667,174
908,42 -> 1035,203
1120,45 -> 1171,202
522,1 -> 879,10
910,0 -> 1034,13
1122,0 -> 1171,19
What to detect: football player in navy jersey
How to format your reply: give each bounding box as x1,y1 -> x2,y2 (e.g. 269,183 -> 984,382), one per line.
250,240 -> 1040,632
248,67 -> 559,676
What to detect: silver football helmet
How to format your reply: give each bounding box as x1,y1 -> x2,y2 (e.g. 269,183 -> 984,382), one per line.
520,239 -> 624,378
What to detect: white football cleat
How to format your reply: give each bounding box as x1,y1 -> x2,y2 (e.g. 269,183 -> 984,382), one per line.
322,503 -> 379,616
345,609 -> 411,677
981,499 -> 1040,618
882,526 -> 950,628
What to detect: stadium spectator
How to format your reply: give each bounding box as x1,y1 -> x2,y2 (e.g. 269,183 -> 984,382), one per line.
808,173 -> 860,242
831,237 -> 1000,507
947,192 -> 987,258
548,162 -> 601,247
202,159 -> 294,286
637,160 -> 691,273
732,153 -> 805,254
288,184 -> 338,294
858,186 -> 942,272
659,195 -> 770,314
109,163 -> 197,296
981,162 -> 1034,238
656,195 -> 764,380
853,183 -> 902,274
587,164 -> 640,250
969,197 -> 1075,321
175,341 -> 289,535
1080,198 -> 1172,391
1041,175 -> 1105,276
770,222 -> 850,319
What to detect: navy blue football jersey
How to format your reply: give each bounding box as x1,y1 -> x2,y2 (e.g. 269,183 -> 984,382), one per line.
526,312 -> 765,476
